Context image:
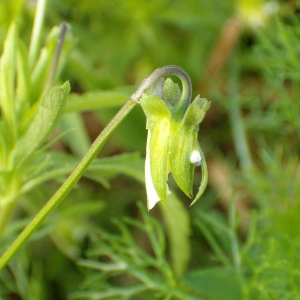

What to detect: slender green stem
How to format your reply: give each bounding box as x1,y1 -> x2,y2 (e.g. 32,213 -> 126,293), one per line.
43,22 -> 70,94
29,0 -> 47,68
0,65 -> 188,270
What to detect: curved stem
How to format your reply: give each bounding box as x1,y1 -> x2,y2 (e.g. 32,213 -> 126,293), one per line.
137,65 -> 192,119
0,65 -> 189,270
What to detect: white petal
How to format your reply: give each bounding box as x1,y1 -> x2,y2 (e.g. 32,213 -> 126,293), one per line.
190,150 -> 201,166
145,132 -> 161,210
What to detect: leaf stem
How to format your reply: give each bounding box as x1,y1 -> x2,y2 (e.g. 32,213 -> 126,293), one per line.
43,22 -> 70,93
0,65 -> 188,270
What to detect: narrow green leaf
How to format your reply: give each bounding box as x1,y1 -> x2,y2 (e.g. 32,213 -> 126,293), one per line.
160,193 -> 191,276
0,22 -> 18,138
22,152 -> 145,194
88,152 -> 145,183
59,112 -> 91,157
16,40 -> 31,113
65,91 -> 129,113
0,121 -> 10,167
30,26 -> 61,104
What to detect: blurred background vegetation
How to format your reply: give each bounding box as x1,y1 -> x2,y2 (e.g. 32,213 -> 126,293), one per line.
0,0 -> 300,299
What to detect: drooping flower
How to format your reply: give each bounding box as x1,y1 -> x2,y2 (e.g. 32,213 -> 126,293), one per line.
140,73 -> 210,210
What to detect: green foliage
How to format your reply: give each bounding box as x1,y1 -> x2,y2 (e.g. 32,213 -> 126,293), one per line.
0,18 -> 73,239
160,194 -> 191,277
70,203 -> 200,300
53,0 -> 233,88
1,0 -> 300,299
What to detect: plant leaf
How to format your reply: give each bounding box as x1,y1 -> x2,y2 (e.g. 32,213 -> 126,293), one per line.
16,40 -> 31,113
65,90 -> 129,113
160,193 -> 191,276
0,22 -> 18,137
183,267 -> 243,300
11,82 -> 70,168
59,112 -> 91,157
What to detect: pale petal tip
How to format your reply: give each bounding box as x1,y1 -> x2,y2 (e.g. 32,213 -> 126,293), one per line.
147,196 -> 160,210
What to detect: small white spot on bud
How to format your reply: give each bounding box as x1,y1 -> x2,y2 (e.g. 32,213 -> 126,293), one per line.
190,150 -> 201,166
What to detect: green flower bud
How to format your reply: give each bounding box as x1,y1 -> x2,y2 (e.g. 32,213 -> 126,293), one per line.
140,69 -> 210,210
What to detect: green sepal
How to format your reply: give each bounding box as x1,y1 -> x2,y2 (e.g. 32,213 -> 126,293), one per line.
140,94 -> 170,125
190,145 -> 208,206
185,96 -> 211,126
170,125 -> 196,197
140,95 -> 171,204
148,119 -> 170,204
140,75 -> 211,209
170,97 -> 209,196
